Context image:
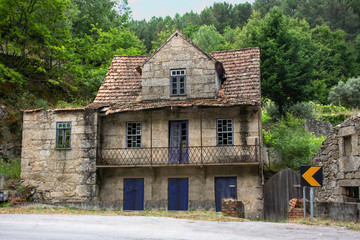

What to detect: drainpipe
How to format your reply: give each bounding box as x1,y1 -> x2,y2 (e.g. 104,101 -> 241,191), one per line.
200,109 -> 203,164
150,111 -> 153,165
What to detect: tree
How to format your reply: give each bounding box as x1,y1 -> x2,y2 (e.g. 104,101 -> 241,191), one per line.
234,8 -> 316,114
328,76 -> 360,108
192,25 -> 225,52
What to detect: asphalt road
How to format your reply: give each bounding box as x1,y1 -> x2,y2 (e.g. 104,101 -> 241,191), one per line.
1,214 -> 360,240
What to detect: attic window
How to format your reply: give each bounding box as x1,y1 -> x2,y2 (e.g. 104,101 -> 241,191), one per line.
170,69 -> 186,95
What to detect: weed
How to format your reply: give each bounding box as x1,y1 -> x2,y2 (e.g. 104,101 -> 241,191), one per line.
0,158 -> 21,179
17,184 -> 25,191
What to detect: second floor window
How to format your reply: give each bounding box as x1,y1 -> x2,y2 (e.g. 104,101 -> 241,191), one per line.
127,122 -> 141,148
170,69 -> 186,95
217,118 -> 233,145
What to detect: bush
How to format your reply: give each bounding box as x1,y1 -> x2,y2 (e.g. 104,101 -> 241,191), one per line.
328,76 -> 360,108
0,158 -> 21,179
263,114 -> 325,170
265,102 -> 281,122
286,102 -> 315,120
319,113 -> 352,126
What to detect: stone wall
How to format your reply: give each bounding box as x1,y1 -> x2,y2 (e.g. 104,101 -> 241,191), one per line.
141,33 -> 219,101
101,106 -> 260,149
98,165 -> 263,220
305,119 -> 332,138
21,109 -> 98,202
312,114 -> 360,203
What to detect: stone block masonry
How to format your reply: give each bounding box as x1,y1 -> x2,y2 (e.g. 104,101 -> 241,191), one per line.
21,109 -> 98,203
312,114 -> 360,203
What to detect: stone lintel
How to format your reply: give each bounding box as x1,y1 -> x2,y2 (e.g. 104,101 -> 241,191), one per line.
338,179 -> 360,187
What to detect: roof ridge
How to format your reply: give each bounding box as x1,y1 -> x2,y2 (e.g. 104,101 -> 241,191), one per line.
211,47 -> 260,54
139,30 -> 217,68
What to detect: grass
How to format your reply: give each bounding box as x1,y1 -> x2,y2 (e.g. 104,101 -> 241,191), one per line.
0,206 -> 249,222
288,217 -> 360,231
0,158 -> 21,179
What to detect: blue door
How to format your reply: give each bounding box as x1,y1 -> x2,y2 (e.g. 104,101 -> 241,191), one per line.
168,178 -> 188,210
124,178 -> 144,210
169,121 -> 188,164
215,177 -> 237,212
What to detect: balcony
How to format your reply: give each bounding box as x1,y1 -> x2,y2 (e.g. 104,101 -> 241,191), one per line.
97,145 -> 259,167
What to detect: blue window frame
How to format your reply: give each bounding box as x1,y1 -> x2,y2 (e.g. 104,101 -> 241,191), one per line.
170,69 -> 186,95
216,118 -> 233,145
56,122 -> 71,148
126,122 -> 141,148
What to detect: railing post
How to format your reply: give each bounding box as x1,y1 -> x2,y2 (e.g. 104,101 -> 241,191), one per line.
255,138 -> 258,162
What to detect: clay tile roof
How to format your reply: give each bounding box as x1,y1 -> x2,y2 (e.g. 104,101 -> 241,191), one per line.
88,55 -> 147,109
88,47 -> 261,113
211,47 -> 261,105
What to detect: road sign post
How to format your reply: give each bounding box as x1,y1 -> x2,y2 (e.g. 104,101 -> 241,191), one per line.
300,166 -> 323,222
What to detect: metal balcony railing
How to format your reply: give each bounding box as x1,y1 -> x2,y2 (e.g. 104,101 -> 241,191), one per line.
97,145 -> 258,167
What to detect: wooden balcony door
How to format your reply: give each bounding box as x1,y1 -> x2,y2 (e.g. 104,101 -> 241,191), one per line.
169,120 -> 188,164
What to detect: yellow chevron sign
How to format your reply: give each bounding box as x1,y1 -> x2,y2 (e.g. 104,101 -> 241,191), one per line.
300,166 -> 323,187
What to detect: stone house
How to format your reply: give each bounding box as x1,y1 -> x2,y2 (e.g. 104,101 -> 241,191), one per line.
313,113 -> 360,203
21,30 -> 263,219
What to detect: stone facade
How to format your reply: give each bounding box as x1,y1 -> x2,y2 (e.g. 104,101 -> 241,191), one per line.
141,33 -> 219,101
100,106 -> 260,149
99,165 -> 262,219
312,113 -> 360,203
21,109 -> 98,202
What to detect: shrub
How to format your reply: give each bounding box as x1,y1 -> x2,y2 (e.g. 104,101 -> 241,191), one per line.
328,76 -> 360,108
263,114 -> 325,170
319,113 -> 352,126
0,158 -> 21,179
286,102 -> 315,120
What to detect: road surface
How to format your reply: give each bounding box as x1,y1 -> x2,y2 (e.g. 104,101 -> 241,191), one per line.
1,214 -> 359,240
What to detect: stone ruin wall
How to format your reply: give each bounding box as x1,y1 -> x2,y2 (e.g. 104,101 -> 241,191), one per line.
312,114 -> 360,202
21,109 -> 98,202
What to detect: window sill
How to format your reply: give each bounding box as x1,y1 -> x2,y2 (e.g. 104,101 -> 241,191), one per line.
55,147 -> 72,150
170,94 -> 187,97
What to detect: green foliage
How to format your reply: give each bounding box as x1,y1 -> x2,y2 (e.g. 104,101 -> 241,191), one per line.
263,114 -> 325,170
328,76 -> 360,108
192,25 -> 226,52
314,102 -> 347,114
286,102 -> 315,120
236,8 -> 316,114
262,109 -> 272,125
319,114 -> 353,126
0,158 -> 21,179
150,25 -> 176,52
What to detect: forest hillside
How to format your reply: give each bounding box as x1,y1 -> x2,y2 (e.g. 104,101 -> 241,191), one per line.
1,0 -> 359,171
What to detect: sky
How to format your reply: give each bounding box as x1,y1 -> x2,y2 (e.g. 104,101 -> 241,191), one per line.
127,0 -> 255,21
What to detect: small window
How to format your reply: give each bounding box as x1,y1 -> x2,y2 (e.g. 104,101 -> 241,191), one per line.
170,69 -> 186,95
343,136 -> 352,156
127,122 -> 141,148
56,122 -> 71,148
217,118 -> 233,145
345,187 -> 360,203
